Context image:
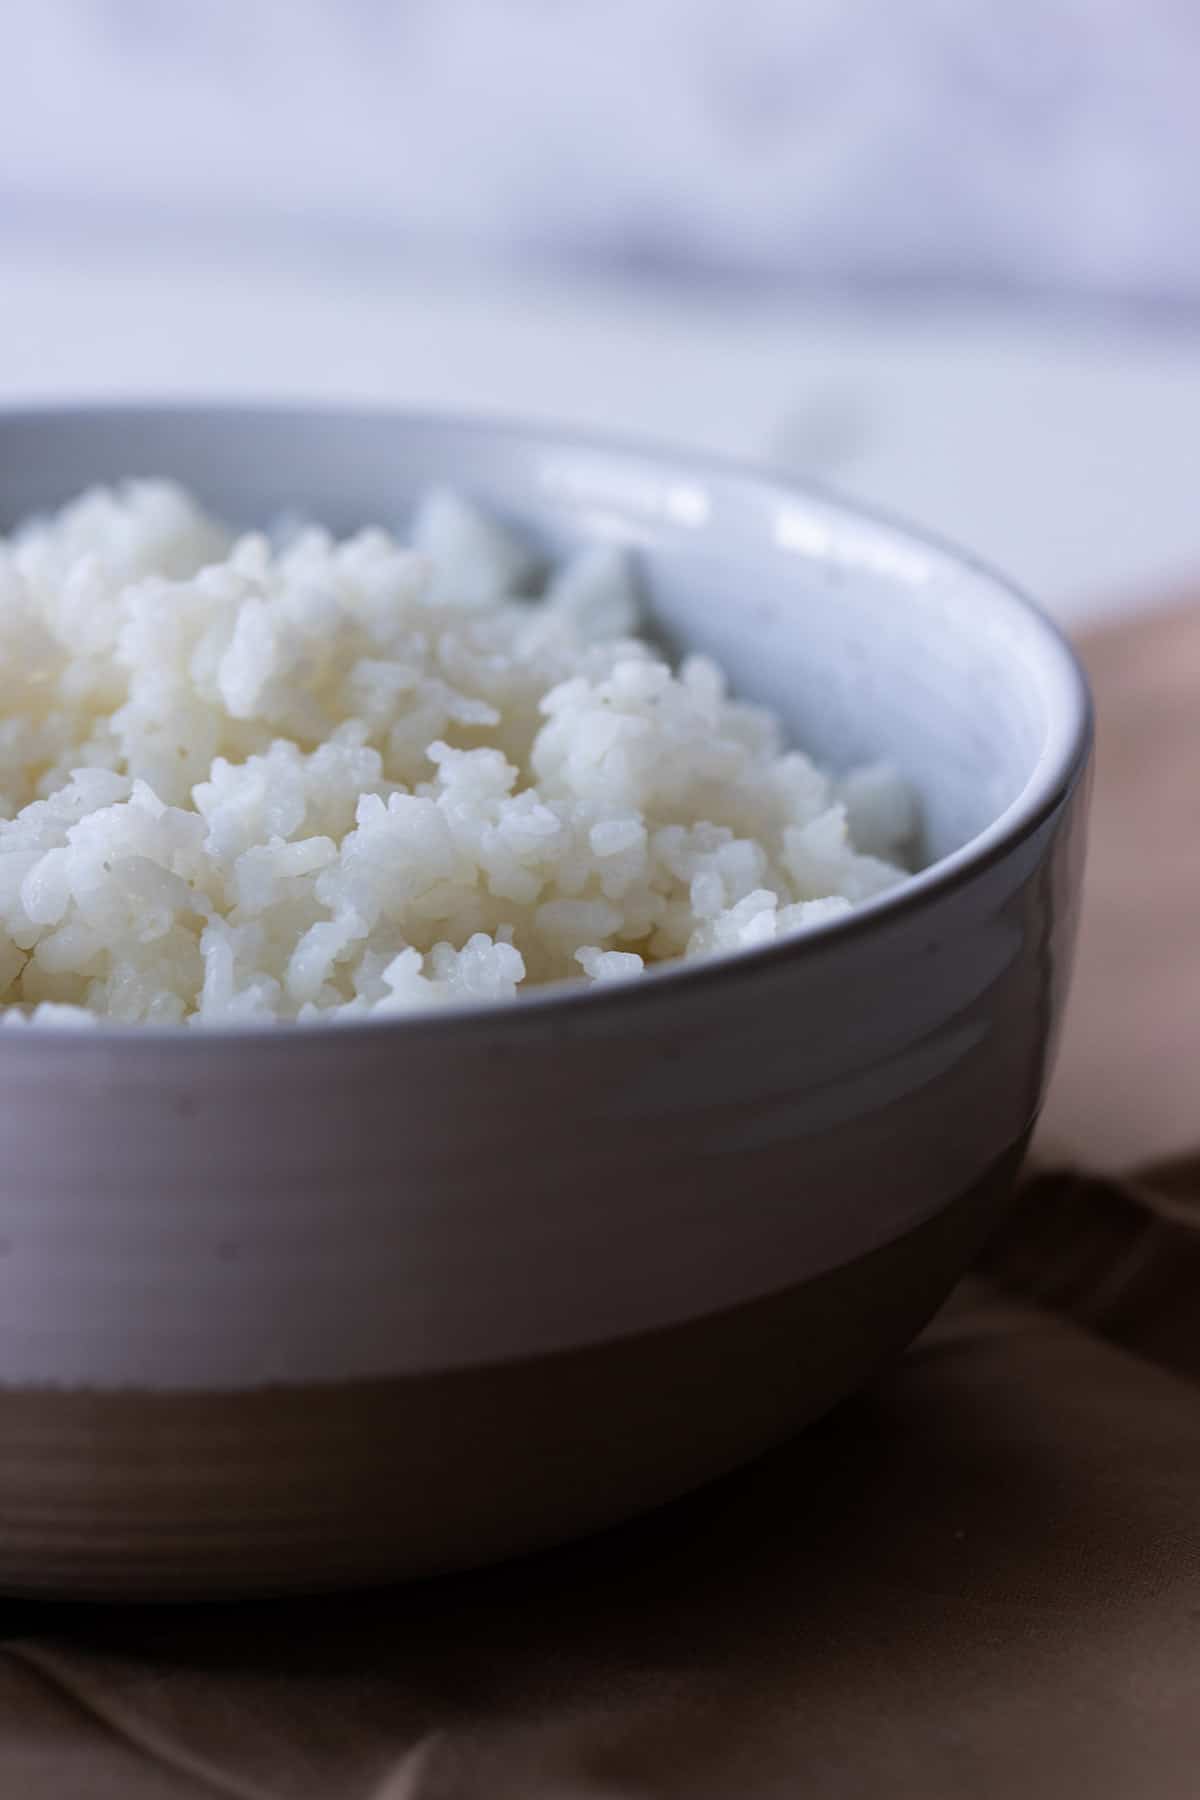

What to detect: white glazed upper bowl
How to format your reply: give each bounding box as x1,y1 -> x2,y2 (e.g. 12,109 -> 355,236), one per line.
0,406 -> 1092,1597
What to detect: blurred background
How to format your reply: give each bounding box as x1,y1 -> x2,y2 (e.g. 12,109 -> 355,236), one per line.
3,0 -> 1200,625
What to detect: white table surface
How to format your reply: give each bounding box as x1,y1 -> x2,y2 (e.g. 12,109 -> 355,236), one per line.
4,245 -> 1200,628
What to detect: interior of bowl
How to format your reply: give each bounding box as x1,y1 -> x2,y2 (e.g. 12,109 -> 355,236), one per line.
0,404 -> 1087,878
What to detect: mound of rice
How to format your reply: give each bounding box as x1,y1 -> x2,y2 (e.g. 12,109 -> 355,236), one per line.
0,482 -> 914,1026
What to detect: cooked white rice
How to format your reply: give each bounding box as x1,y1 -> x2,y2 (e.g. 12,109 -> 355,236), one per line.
0,482 -> 914,1027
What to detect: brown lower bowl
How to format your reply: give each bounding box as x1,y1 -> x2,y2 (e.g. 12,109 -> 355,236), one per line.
0,1144 -> 1022,1601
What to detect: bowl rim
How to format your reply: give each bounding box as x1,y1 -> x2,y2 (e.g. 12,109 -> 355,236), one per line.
0,399 -> 1093,1048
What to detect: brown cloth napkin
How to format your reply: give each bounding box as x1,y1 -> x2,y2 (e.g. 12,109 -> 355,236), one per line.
1038,601 -> 1200,1172
3,604 -> 1200,1799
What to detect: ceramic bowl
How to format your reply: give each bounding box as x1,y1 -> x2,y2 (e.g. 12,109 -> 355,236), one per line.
0,406 -> 1091,1598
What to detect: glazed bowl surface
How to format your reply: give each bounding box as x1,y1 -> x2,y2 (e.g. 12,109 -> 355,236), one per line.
0,406 -> 1091,1596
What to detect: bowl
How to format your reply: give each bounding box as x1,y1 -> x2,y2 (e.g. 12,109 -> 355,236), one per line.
0,405 -> 1091,1598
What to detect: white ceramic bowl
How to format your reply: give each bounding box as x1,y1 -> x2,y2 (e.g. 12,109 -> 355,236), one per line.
0,406 -> 1091,1597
